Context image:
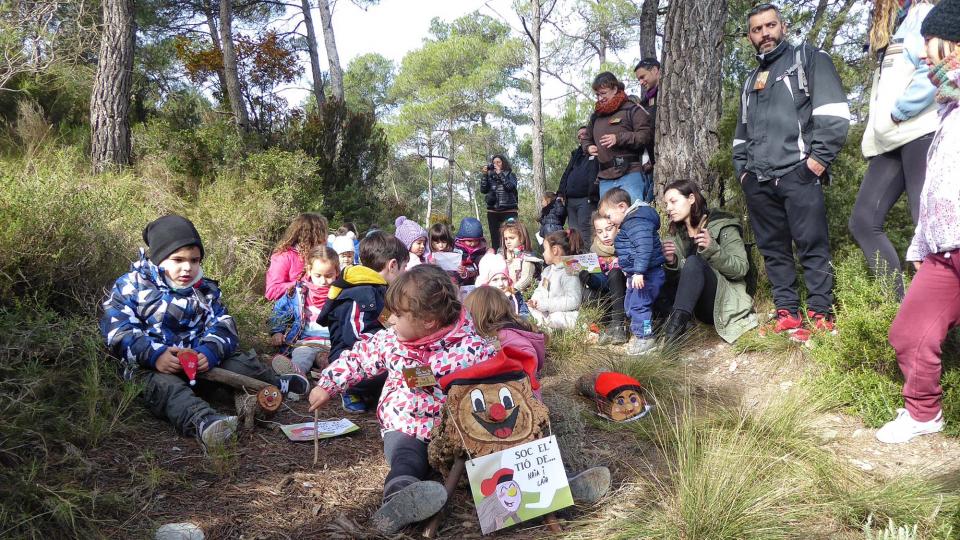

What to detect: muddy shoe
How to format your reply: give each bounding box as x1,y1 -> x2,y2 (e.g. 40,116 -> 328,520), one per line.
369,481 -> 448,535
197,414 -> 238,450
569,466 -> 611,505
271,354 -> 298,375
598,326 -> 629,346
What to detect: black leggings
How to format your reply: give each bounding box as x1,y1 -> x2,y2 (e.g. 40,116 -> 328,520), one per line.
584,268 -> 626,327
486,210 -> 519,251
849,133 -> 933,298
672,254 -> 716,324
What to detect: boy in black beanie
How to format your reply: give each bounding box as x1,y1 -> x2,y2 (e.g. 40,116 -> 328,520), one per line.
100,215 -> 309,449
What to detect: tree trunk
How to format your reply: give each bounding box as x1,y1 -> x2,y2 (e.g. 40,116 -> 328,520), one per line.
316,0 -> 343,100
300,0 -> 326,107
446,128 -> 455,222
806,0 -> 830,44
203,4 -> 229,102
638,0 -> 658,60
656,0 -> 727,201
529,0 -> 547,206
90,0 -> 135,173
820,0 -> 857,52
219,0 -> 249,131
426,141 -> 434,224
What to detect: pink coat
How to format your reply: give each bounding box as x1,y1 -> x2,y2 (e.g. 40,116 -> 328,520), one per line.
497,326 -> 546,375
317,316 -> 495,441
265,248 -> 304,301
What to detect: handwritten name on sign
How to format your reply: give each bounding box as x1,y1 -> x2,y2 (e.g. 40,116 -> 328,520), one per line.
465,435 -> 573,535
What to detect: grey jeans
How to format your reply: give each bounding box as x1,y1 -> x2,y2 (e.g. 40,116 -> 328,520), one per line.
141,349 -> 277,436
382,430 -> 431,500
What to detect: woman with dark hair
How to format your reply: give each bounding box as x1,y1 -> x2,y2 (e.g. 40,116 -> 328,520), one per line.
582,71 -> 654,204
479,154 -> 519,251
659,180 -> 757,343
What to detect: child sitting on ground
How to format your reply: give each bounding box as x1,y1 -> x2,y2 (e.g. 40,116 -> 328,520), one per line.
268,246 -> 339,376
308,264 -> 494,534
597,187 -> 666,355
394,216 -> 428,270
582,211 -> 628,345
528,229 -> 585,330
331,234 -> 356,270
317,231 -> 409,413
537,191 -> 567,242
454,217 -> 487,285
265,213 -> 328,301
464,285 -> 545,389
476,252 -> 530,318
498,219 -> 540,294
101,215 -> 309,449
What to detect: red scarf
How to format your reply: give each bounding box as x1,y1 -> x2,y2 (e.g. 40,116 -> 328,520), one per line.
303,280 -> 330,313
595,90 -> 628,116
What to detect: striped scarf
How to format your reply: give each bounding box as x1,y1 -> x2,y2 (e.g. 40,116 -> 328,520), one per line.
929,49 -> 960,105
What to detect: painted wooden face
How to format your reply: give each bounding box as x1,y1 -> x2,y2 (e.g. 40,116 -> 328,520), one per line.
598,387 -> 645,422
448,378 -> 546,455
257,385 -> 282,413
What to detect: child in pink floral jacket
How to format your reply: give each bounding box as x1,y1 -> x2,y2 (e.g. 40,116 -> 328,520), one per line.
308,264 -> 494,534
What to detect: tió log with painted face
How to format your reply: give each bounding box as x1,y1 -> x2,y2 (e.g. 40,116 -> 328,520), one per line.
428,348 -> 550,471
577,371 -> 649,423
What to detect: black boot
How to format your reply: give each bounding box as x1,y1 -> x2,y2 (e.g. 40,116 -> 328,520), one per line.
662,310 -> 693,344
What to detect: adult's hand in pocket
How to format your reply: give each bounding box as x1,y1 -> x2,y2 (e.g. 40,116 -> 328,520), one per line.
806,157 -> 826,177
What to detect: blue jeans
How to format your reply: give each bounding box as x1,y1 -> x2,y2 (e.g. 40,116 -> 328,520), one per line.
598,171 -> 654,204
625,267 -> 666,338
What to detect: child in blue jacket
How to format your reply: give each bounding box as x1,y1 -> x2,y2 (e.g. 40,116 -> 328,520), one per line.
598,188 -> 666,355
100,215 -> 309,449
269,246 -> 339,376
317,231 -> 409,413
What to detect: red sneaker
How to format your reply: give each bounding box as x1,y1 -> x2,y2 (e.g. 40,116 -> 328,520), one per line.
760,309 -> 803,336
791,311 -> 836,344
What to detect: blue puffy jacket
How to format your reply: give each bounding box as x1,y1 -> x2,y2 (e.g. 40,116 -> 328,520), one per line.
317,274 -> 387,363
614,201 -> 666,275
100,251 -> 238,379
268,282 -> 330,353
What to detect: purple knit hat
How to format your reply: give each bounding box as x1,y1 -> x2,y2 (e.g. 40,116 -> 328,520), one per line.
394,216 -> 428,251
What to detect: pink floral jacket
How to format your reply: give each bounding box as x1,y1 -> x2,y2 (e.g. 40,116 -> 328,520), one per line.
316,315 -> 495,441
908,91 -> 960,262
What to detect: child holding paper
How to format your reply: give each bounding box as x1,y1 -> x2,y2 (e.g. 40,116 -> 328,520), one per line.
527,229 -> 585,330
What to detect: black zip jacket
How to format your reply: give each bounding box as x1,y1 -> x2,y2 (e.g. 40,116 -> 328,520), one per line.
480,170 -> 519,211
733,40 -> 850,182
557,146 -> 599,199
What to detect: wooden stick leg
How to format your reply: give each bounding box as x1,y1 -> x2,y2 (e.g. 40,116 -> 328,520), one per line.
543,513 -> 562,533
422,457 -> 466,539
313,410 -> 320,466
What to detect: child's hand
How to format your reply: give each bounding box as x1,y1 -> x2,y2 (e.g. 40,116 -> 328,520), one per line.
155,347 -> 183,374
587,145 -> 599,156
308,387 -> 331,412
599,134 -> 617,148
271,333 -> 284,347
630,274 -> 645,290
195,352 -> 210,373
458,265 -> 468,278
527,299 -> 539,310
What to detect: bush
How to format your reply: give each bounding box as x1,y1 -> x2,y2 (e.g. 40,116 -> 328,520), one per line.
809,254 -> 960,434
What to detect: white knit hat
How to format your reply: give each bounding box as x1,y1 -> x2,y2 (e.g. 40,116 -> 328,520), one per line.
331,235 -> 355,255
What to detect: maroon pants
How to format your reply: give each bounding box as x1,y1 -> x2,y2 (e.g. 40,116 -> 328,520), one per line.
889,250 -> 960,421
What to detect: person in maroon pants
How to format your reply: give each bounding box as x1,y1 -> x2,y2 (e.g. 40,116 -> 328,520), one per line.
876,0 -> 960,444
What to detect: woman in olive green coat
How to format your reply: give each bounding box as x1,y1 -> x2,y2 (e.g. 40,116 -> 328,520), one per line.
659,180 -> 758,343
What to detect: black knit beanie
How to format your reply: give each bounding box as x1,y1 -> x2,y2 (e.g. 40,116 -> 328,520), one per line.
921,0 -> 960,42
143,215 -> 205,265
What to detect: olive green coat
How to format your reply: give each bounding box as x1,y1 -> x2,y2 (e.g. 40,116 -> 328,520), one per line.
664,210 -> 758,343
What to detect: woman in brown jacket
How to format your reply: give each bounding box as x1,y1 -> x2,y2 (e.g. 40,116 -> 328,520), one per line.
582,72 -> 654,204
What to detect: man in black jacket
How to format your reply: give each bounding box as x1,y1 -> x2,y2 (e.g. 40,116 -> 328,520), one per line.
558,126 -> 600,239
733,3 -> 849,340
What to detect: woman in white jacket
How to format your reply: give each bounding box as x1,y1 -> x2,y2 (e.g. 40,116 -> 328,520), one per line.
529,229 -> 585,330
850,0 -> 939,299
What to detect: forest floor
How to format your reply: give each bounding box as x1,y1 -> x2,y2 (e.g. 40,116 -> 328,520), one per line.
87,327 -> 960,540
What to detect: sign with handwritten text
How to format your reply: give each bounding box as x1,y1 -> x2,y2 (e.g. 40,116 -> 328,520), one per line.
560,253 -> 601,275
465,436 -> 573,534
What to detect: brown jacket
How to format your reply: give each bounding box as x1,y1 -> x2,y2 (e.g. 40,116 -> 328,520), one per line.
582,100 -> 653,179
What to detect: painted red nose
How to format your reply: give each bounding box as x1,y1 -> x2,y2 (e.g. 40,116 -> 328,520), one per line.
489,403 -> 507,422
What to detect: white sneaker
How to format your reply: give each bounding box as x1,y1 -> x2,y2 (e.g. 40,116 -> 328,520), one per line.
626,337 -> 657,356
197,414 -> 238,449
875,408 -> 944,444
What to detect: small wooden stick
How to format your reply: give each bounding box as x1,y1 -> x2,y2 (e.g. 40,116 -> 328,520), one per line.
313,410 -> 320,466
422,456 -> 467,539
696,213 -> 709,235
543,513 -> 562,533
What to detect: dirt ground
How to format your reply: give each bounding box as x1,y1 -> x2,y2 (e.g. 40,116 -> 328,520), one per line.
87,332 -> 960,539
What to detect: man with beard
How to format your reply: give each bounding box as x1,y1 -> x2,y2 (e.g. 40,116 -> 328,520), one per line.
733,3 -> 850,342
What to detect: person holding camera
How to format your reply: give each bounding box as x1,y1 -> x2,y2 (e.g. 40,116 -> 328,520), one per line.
479,154 -> 519,251
582,72 -> 654,205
